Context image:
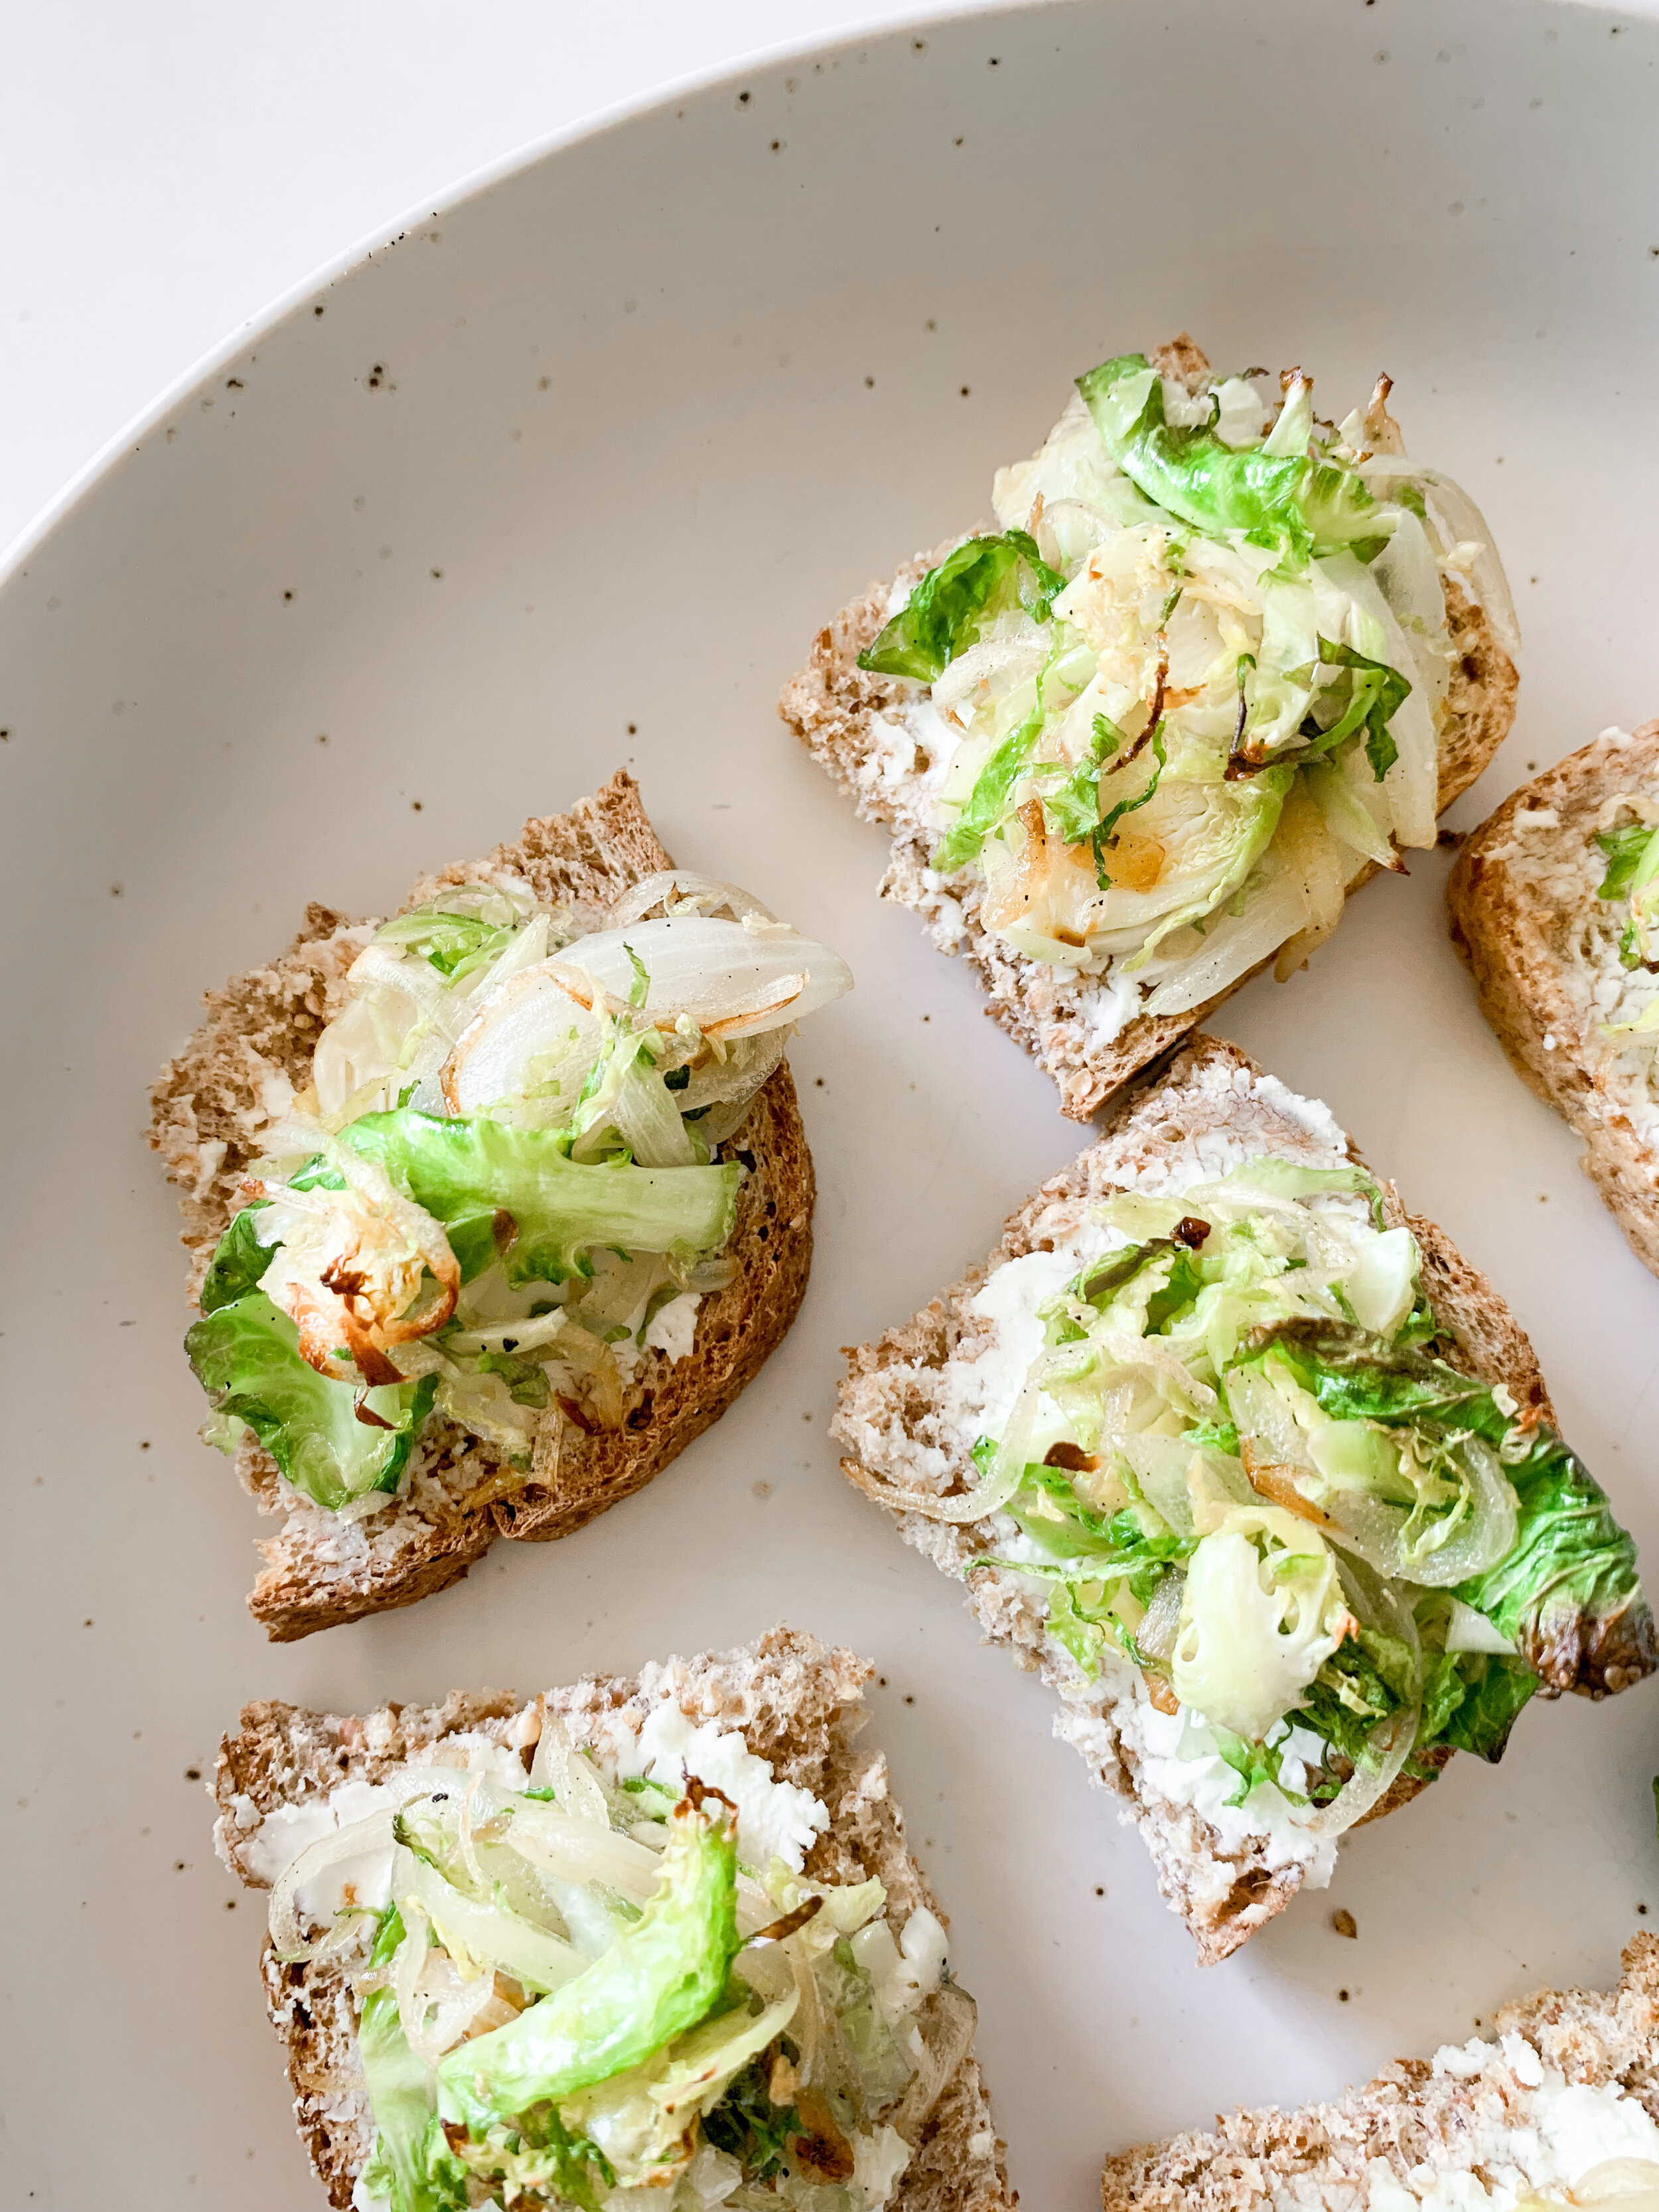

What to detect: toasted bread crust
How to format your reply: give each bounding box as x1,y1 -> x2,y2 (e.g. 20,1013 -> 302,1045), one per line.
1447,719 -> 1659,1276
778,344 -> 1518,1121
148,773 -> 816,1639
1099,1933 -> 1659,2208
214,1628 -> 1016,2212
833,1037 -> 1559,1963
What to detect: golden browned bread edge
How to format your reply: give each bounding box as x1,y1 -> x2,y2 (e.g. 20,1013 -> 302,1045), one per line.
1098,1931 -> 1659,2208
147,771 -> 816,1639
1447,718 -> 1659,1277
214,1626 -> 1016,2212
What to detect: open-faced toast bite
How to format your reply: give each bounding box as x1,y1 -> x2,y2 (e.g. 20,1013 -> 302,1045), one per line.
149,773 -> 849,1639
214,1626 -> 1015,2212
834,1037 -> 1653,1963
1448,720 -> 1659,1278
782,334 -> 1518,1119
1100,1934 -> 1659,2209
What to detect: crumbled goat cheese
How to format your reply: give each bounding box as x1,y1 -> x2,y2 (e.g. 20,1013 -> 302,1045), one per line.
856,698 -> 958,828
853,2124 -> 914,2211
934,1244 -> 1093,1458
1373,2034 -> 1659,2208
1119,1701 -> 1338,1884
851,1907 -> 950,2028
1249,1071 -> 1351,1153
1076,967 -> 1143,1051
642,1290 -> 700,1362
619,1706 -> 828,1872
238,1735 -> 531,1918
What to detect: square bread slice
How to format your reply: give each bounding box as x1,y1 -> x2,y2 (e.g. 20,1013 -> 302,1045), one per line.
1447,719 -> 1659,1277
214,1624 -> 1015,2212
149,772 -> 816,1640
1100,1933 -> 1659,2207
833,1036 -> 1650,1964
780,335 -> 1519,1121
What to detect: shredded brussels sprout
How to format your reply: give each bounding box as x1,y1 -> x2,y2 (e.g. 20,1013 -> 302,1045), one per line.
187,877 -> 852,1514
265,1732 -> 949,2212
859,347 -> 1510,1017
960,1163 -> 1651,1827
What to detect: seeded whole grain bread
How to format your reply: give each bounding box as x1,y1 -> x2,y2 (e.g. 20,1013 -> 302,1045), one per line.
148,772 -> 816,1640
213,1625 -> 1016,2212
1447,720 -> 1659,1278
780,336 -> 1520,1121
1098,1932 -> 1659,2208
833,1035 -> 1642,1966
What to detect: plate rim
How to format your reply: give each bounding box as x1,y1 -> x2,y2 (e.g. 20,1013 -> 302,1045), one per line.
0,0 -> 1012,586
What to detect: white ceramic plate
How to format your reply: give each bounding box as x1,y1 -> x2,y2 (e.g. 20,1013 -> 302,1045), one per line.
4,4 -> 1658,2205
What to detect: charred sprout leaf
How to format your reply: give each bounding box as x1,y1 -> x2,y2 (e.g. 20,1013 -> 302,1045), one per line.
1253,1322 -> 1488,1430
1455,1426 -> 1656,1695
983,1477 -> 1192,1684
436,1797 -> 741,2135
199,1203 -> 275,1314
1252,1323 -> 1654,1695
332,1109 -> 740,1286
1063,1235 -> 1206,1337
1077,354 -> 1382,566
185,1292 -> 435,1510
857,530 -> 1066,683
932,701 -> 1045,873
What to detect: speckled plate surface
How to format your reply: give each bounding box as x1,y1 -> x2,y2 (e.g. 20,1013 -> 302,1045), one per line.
3,3 -> 1657,2205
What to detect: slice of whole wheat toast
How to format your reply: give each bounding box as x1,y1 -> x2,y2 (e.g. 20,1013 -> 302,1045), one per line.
1447,720 -> 1659,1278
832,1035 -> 1636,1966
149,772 -> 816,1639
1100,1931 -> 1659,2207
780,336 -> 1519,1121
213,1625 -> 1016,2212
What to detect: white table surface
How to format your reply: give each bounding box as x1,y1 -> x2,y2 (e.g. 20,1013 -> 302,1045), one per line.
1,0 -> 1026,557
